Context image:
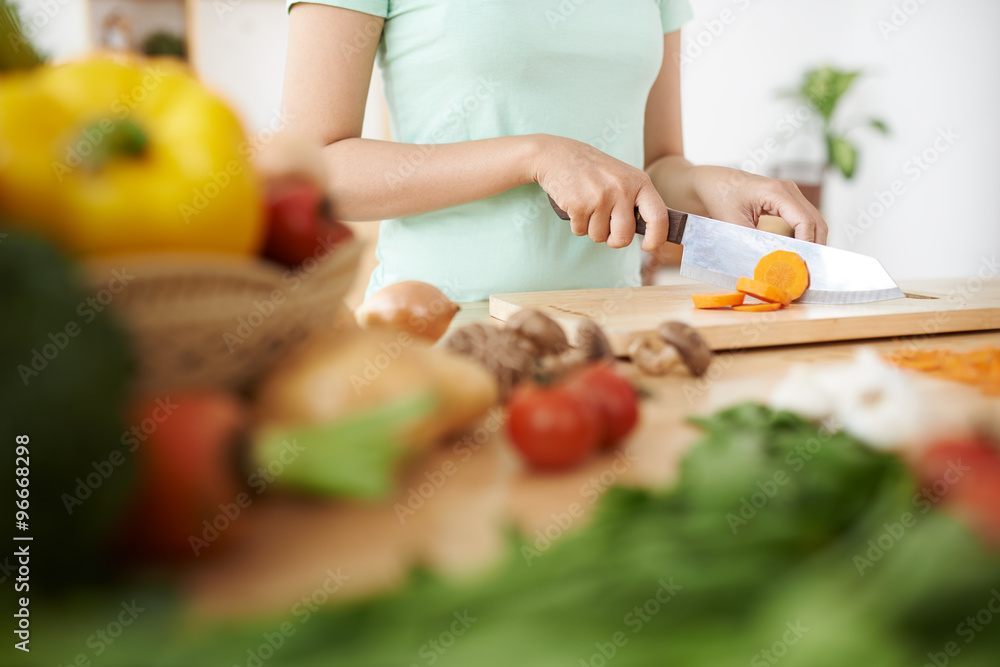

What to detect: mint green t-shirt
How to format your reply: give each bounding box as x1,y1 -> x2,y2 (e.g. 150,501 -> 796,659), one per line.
288,0 -> 693,302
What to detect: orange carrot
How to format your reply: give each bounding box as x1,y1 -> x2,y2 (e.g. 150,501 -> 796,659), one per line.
692,291 -> 745,309
884,346 -> 1000,395
732,302 -> 783,312
735,277 -> 791,306
754,250 -> 810,301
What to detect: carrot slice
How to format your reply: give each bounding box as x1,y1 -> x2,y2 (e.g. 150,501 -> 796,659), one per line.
692,291 -> 745,309
735,277 -> 791,306
754,250 -> 810,301
732,303 -> 783,312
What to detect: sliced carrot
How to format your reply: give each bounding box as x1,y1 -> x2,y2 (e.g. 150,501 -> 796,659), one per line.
732,302 -> 783,312
735,277 -> 791,307
692,291 -> 745,309
754,250 -> 810,301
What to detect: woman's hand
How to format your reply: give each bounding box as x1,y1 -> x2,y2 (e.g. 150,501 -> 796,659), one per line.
531,135 -> 671,252
689,165 -> 828,244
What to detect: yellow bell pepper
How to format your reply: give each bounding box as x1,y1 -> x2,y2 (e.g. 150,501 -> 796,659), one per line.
0,55 -> 264,256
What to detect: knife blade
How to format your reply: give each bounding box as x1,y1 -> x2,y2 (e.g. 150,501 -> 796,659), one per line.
546,195 -> 904,304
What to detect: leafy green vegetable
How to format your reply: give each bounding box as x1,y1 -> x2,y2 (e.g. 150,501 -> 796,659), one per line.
0,228 -> 135,593
14,404 -> 1000,666
252,393 -> 438,497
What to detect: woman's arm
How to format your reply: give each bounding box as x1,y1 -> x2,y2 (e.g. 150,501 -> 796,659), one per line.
282,4 -> 537,221
644,32 -> 828,243
282,3 -> 670,250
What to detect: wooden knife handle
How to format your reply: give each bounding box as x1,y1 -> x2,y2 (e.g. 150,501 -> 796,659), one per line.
546,194 -> 687,244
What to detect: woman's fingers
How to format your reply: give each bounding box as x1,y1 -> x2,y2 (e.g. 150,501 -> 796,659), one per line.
769,180 -> 828,244
568,208 -> 590,237
587,202 -> 613,244
634,183 -> 671,252
607,203 -> 636,248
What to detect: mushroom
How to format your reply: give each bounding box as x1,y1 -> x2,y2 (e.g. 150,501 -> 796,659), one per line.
443,323 -> 533,400
574,318 -> 614,362
506,309 -> 569,357
656,321 -> 713,377
628,333 -> 681,376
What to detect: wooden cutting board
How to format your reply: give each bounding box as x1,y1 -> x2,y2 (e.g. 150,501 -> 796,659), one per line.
489,278 -> 1000,355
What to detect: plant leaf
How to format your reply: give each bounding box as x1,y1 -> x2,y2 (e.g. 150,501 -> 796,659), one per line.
800,67 -> 861,122
869,118 -> 890,134
830,137 -> 858,179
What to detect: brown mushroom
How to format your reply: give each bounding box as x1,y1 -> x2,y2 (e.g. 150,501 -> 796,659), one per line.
506,309 -> 569,356
574,319 -> 614,362
656,321 -> 713,377
628,333 -> 681,376
443,323 -> 534,399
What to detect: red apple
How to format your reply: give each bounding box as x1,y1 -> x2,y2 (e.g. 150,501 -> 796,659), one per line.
262,177 -> 353,268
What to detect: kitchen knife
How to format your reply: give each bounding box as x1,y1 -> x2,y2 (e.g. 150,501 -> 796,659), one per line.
546,195 -> 904,304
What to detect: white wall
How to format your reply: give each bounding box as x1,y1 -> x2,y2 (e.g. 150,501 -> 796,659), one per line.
679,0 -> 1000,280
191,0 -> 388,137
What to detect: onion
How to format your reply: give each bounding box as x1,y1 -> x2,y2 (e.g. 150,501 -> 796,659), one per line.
355,280 -> 460,342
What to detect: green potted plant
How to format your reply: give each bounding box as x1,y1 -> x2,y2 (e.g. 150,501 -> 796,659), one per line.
776,66 -> 888,209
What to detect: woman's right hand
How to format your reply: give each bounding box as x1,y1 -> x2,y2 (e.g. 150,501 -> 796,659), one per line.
530,135 -> 671,252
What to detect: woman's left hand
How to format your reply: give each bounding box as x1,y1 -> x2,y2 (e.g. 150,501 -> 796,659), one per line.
690,165 -> 828,244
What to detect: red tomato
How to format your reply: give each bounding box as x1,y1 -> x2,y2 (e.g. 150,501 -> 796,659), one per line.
120,392 -> 245,559
917,435 -> 1000,549
506,383 -> 600,470
565,363 -> 639,448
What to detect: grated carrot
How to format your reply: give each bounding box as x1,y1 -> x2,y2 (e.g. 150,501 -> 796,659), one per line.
884,346 -> 1000,395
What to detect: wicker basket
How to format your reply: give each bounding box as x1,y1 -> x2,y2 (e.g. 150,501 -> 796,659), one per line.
84,240 -> 362,394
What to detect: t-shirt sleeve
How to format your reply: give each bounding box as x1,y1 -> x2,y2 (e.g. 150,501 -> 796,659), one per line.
659,0 -> 694,33
287,0 -> 389,18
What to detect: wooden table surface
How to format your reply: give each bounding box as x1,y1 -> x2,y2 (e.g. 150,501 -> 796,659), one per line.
183,296 -> 1000,620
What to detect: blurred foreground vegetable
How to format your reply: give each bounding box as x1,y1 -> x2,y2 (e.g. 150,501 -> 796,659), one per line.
0,228 -> 134,592
0,55 -> 264,256
18,404 -> 1000,666
255,327 -> 498,451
